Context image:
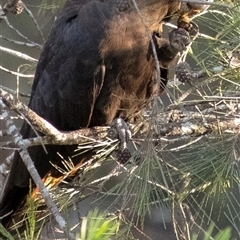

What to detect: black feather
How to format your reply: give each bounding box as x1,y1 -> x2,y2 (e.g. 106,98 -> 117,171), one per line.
0,0 -> 182,227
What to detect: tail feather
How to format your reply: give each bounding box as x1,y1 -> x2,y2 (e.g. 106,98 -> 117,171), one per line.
0,123 -> 88,228
0,185 -> 29,228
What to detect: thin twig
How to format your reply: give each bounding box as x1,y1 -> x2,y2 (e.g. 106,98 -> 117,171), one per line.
3,16 -> 40,46
0,34 -> 42,49
0,66 -> 34,78
0,46 -> 38,62
0,84 -> 31,98
23,4 -> 45,43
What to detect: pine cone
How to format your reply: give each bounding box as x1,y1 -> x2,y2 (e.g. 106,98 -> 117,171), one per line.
175,62 -> 192,83
115,148 -> 132,164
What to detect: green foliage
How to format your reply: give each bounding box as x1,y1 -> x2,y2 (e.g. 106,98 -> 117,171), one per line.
0,224 -> 14,240
33,0 -> 66,12
178,135 -> 239,195
191,1 -> 240,90
192,224 -> 232,240
78,208 -> 124,240
105,142 -> 172,227
23,192 -> 42,240
0,188 -> 43,240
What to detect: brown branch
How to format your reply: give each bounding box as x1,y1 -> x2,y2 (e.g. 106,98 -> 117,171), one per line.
2,86 -> 240,151
0,87 -> 112,141
0,129 -> 115,151
0,87 -> 60,136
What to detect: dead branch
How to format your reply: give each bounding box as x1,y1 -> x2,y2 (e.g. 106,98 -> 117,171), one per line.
1,86 -> 240,152
0,88 -> 112,151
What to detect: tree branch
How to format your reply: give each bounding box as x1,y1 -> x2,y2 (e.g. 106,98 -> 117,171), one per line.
1,86 -> 240,152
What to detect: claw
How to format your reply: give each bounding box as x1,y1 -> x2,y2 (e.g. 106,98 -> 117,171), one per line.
113,118 -> 132,149
169,28 -> 190,53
